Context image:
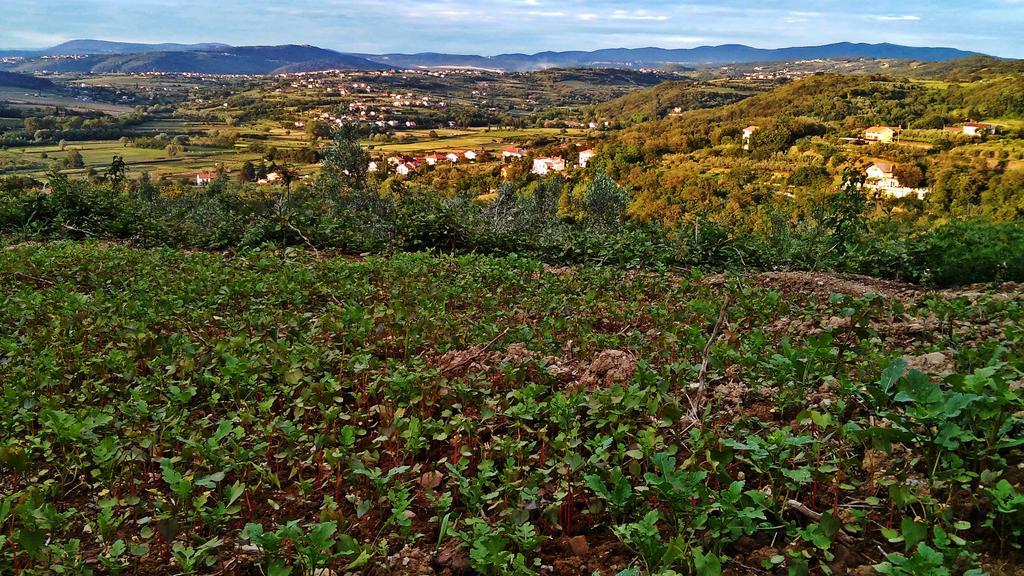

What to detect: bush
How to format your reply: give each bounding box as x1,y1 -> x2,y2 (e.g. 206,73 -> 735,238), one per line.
905,220 -> 1024,286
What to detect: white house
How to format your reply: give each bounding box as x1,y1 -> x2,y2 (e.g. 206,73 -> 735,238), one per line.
446,152 -> 461,163
578,149 -> 595,168
865,161 -> 928,200
866,161 -> 898,187
864,126 -> 900,143
396,162 -> 418,176
368,161 -> 379,173
196,172 -> 217,186
424,154 -> 442,166
961,122 -> 997,136
532,157 -> 566,176
463,150 -> 478,161
502,146 -> 526,160
742,125 -> 760,150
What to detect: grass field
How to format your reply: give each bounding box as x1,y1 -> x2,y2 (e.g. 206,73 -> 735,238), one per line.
0,139 -> 271,179
0,86 -> 134,115
365,127 -> 588,154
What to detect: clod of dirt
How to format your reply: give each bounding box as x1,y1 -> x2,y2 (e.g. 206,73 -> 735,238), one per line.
419,470 -> 443,490
903,351 -> 954,375
715,381 -> 746,407
578,349 -> 636,389
434,539 -> 470,574
564,535 -> 590,556
503,342 -> 537,365
862,448 -> 892,495
389,545 -> 436,576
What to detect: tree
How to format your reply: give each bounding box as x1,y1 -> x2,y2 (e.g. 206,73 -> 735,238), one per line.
240,160 -> 256,183
318,125 -> 370,194
136,172 -> 158,201
893,164 -> 924,188
65,149 -> 85,169
584,173 -> 629,230
104,155 -> 127,190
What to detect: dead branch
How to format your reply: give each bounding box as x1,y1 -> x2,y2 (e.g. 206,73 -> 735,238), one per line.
688,294 -> 732,418
287,221 -> 321,258
785,499 -> 855,545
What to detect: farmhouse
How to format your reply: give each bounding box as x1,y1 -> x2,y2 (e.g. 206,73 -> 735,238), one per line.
396,162 -> 418,176
742,125 -> 760,150
532,157 -> 566,176
446,152 -> 461,163
424,154 -> 443,166
864,161 -> 928,200
464,150 -> 478,161
368,161 -> 379,173
502,146 -> 526,160
578,149 -> 595,168
195,172 -> 218,186
256,171 -> 283,185
961,122 -> 997,136
864,126 -> 900,143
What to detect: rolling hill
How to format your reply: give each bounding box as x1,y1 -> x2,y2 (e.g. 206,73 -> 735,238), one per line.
0,39 -> 995,75
41,39 -> 231,55
0,70 -> 54,90
359,42 -> 985,72
9,45 -> 391,74
593,80 -> 761,122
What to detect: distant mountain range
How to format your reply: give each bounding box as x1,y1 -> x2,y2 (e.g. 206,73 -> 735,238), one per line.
0,40 -> 991,75
357,43 -> 986,71
2,45 -> 391,75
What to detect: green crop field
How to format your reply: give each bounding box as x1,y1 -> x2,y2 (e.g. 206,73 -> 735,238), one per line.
0,87 -> 134,115
1,242 -> 1021,575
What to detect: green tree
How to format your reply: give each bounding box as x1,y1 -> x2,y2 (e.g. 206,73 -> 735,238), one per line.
240,160 -> 256,183
584,173 -> 629,230
104,155 -> 128,190
318,125 -> 370,194
65,149 -> 85,169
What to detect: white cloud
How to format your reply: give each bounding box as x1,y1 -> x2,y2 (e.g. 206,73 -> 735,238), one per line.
868,15 -> 922,21
610,10 -> 670,21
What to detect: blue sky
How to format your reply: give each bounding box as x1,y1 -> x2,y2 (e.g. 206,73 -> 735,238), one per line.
2,0 -> 1022,57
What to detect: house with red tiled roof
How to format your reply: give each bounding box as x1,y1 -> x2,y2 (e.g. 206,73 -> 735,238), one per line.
502,146 -> 526,160
532,157 -> 566,176
864,126 -> 900,143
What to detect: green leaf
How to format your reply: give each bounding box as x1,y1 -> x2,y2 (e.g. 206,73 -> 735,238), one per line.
693,548 -> 722,576
900,517 -> 927,552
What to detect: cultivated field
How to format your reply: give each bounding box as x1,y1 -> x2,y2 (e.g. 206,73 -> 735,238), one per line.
1,242 -> 1021,575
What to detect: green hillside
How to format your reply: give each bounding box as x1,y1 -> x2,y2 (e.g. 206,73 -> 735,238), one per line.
593,79 -> 761,123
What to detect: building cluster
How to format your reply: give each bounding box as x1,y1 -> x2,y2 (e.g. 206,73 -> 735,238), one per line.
367,146 -> 596,178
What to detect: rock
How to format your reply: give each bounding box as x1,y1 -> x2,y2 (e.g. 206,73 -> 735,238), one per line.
578,349 -> 636,389
903,351 -> 954,375
434,539 -> 470,574
565,535 -> 590,556
389,545 -> 435,575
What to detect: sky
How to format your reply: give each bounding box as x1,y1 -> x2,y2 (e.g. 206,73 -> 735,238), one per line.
1,0 -> 1023,58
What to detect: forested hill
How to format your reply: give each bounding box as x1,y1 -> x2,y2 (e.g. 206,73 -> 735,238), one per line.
593,80 -> 761,123
8,45 -> 391,74
0,71 -> 54,90
611,71 -> 1024,154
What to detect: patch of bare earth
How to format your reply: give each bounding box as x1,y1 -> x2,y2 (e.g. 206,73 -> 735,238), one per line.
436,343 -> 636,391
